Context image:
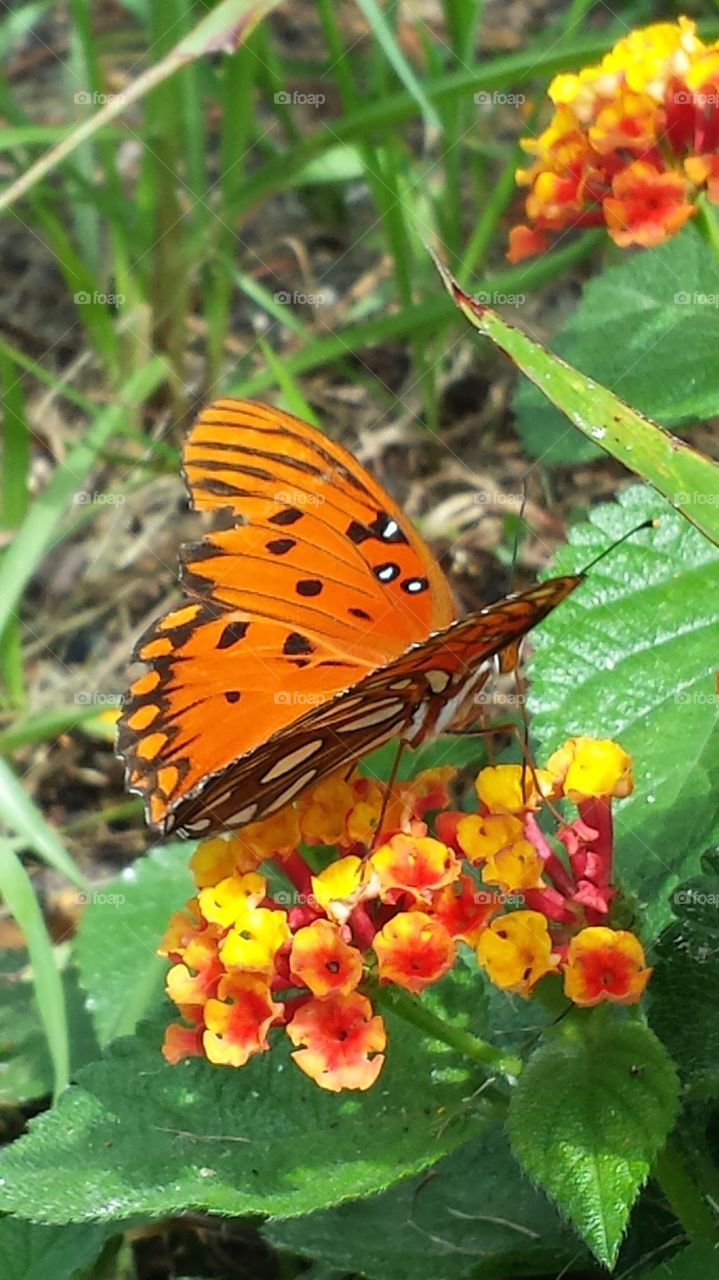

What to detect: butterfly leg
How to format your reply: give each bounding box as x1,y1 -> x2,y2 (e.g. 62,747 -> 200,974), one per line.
371,740 -> 407,850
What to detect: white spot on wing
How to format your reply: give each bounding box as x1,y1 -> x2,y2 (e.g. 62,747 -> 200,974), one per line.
224,802 -> 259,827
264,768 -> 318,814
340,701 -> 405,731
260,739 -> 323,784
425,668 -> 451,694
184,816 -> 211,832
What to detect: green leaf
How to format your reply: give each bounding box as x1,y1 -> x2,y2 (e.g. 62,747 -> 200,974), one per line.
0,760 -> 86,889
74,842 -> 193,1046
436,260 -> 719,546
0,1217 -> 114,1280
266,1124 -> 589,1280
0,838 -> 70,1100
514,228 -> 719,465
0,961 -> 99,1106
0,1013 -> 491,1225
640,1243 -> 719,1278
528,487 -> 719,938
508,1018 -> 680,1268
650,868 -> 719,1089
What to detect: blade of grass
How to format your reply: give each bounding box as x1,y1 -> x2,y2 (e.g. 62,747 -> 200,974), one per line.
0,357 -> 168,643
0,835 -> 70,1101
0,703 -> 116,753
233,231 -> 602,398
0,348 -> 30,708
436,261 -> 719,546
0,0 -> 285,214
256,338 -> 321,424
354,0 -> 440,131
0,756 -> 87,889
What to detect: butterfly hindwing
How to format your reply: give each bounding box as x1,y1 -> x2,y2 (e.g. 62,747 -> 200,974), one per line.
166,576 -> 582,837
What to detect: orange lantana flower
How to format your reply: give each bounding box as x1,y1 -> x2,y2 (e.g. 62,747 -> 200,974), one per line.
563,927 -> 652,1005
287,992 -> 386,1092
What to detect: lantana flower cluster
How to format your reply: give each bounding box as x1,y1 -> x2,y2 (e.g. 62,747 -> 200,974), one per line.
508,17 -> 719,261
160,738 -> 651,1092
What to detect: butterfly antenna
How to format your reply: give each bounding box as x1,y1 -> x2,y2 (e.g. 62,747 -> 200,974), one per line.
578,517 -> 657,576
507,480 -> 528,594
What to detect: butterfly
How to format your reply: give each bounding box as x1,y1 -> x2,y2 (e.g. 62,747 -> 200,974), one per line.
118,399 -> 581,838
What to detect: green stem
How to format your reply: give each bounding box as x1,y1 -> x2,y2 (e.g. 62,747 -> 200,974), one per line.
653,1137 -> 719,1245
375,984 -> 522,1080
694,193 -> 719,260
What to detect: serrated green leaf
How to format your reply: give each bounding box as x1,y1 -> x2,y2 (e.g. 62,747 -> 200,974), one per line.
266,1124 -> 589,1280
74,843 -> 193,1046
514,228 -> 719,465
0,1217 -> 114,1280
528,487 -> 719,938
508,1019 -> 680,1267
437,259 -> 719,545
0,1012 -> 491,1225
650,869 -> 719,1089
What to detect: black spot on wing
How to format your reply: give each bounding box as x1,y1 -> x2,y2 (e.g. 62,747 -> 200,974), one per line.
283,632 -> 314,656
349,607 -> 372,621
225,690 -> 241,703
217,621 -> 250,649
296,579 -> 323,597
266,537 -> 296,555
269,506 -> 304,526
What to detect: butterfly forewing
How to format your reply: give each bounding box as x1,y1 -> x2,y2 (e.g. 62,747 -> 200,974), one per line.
119,398 -> 455,830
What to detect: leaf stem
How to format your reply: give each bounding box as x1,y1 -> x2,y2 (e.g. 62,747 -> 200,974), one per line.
653,1137 -> 719,1244
374,984 -> 523,1080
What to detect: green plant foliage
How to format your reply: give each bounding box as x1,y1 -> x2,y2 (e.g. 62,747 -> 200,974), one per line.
0,1010 -> 492,1226
74,843 -> 193,1046
0,1217 -> 115,1280
528,487 -> 719,937
265,1124 -> 590,1280
507,1018 -> 680,1268
650,863 -> 719,1090
514,228 -> 719,464
0,961 -> 98,1106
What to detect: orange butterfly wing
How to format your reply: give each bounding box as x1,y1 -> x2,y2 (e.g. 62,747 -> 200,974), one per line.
118,399 -> 456,829
167,577 -> 582,837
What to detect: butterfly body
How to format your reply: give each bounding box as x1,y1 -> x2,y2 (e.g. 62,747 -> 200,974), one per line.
118,400 -> 581,838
